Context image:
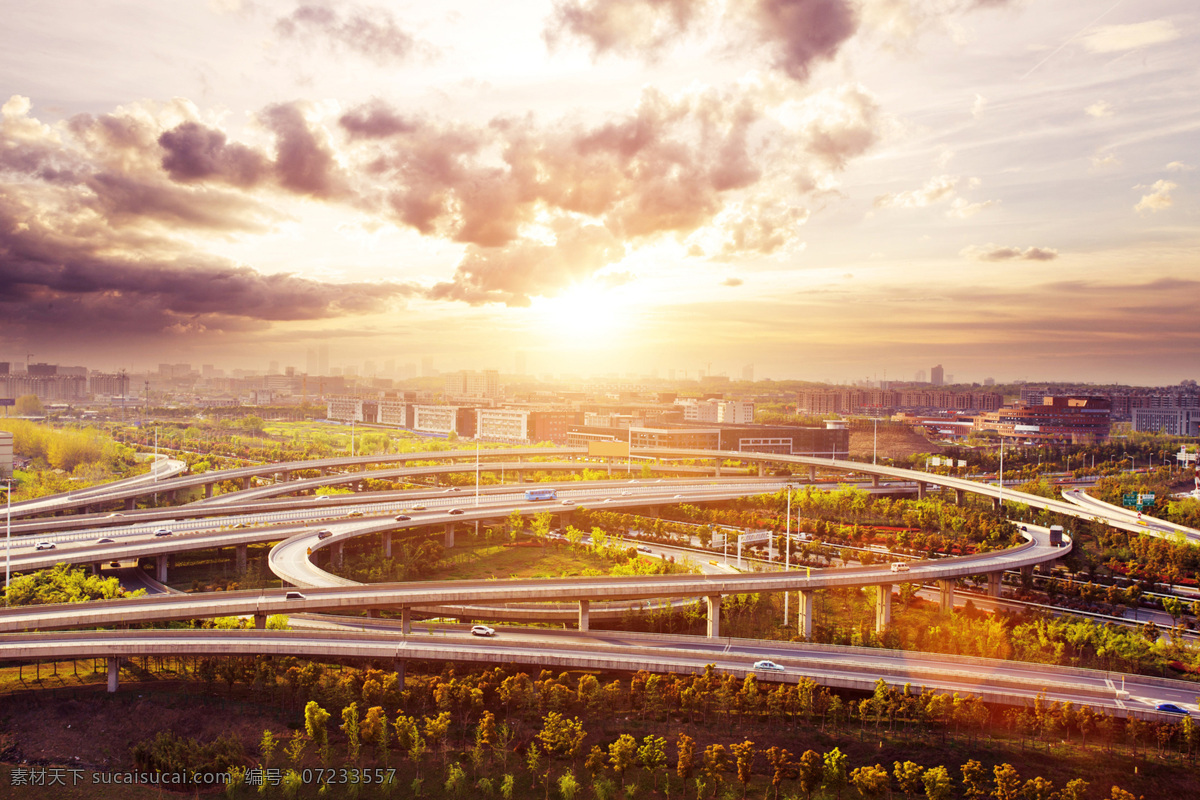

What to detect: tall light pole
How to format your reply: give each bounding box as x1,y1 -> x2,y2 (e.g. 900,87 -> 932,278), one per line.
5,479 -> 11,606
783,484 -> 793,624
997,437 -> 1004,515
475,439 -> 480,507
872,418 -> 878,465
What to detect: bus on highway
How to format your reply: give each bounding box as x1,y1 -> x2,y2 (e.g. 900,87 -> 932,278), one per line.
524,488 -> 557,502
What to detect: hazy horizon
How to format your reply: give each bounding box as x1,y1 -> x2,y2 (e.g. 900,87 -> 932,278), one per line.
2,1 -> 1196,386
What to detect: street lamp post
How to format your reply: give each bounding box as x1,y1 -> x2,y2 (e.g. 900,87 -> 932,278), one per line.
4,479 -> 11,606
783,484 -> 793,624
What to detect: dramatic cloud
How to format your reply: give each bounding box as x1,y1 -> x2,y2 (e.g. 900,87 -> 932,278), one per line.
275,3 -> 423,65
158,121 -> 270,187
960,244 -> 1059,262
1134,179 -> 1176,212
744,0 -> 858,82
260,102 -> 344,199
426,220 -> 625,306
714,202 -> 808,258
544,0 -> 708,58
1082,20 -> 1179,53
793,83 -> 880,171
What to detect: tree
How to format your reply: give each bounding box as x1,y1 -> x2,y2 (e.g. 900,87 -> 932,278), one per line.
1060,779 -> 1090,800
702,744 -> 729,797
1021,776 -> 1057,800
797,750 -> 824,800
676,734 -> 695,784
824,747 -> 849,799
765,747 -> 795,800
961,760 -> 988,800
259,730 -> 278,771
304,701 -> 331,764
992,764 -> 1021,800
638,735 -> 668,791
893,761 -> 924,799
850,764 -> 890,798
341,702 -> 361,763
14,394 -> 43,416
362,706 -> 389,765
608,734 -> 637,784
724,743 -> 753,796
922,766 -> 952,800
537,712 -> 587,763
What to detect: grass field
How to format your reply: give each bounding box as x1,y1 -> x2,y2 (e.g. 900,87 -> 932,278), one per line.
425,542 -> 623,581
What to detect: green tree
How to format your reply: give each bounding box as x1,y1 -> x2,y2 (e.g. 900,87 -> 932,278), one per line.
922,766 -> 952,800
14,394 -> 43,416
850,764 -> 890,798
961,760 -> 987,800
730,740 -> 755,798
824,747 -> 849,799
1060,779 -> 1090,800
676,733 -> 695,784
992,764 -> 1021,800
341,702 -> 361,763
797,750 -> 824,800
304,701 -> 331,764
893,761 -> 924,799
537,712 -> 587,762
638,735 -> 668,791
608,735 -> 637,784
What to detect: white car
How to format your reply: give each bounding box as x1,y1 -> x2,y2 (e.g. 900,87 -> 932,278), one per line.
752,660 -> 785,672
471,625 -> 495,637
890,562 -> 910,573
35,541 -> 56,551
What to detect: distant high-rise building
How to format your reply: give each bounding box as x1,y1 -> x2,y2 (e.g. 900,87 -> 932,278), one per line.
931,364 -> 944,386
915,369 -> 927,383
318,344 -> 329,376
984,377 -> 995,386
285,366 -> 295,377
742,364 -> 754,382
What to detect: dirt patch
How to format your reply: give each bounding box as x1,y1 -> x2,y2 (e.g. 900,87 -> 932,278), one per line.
848,426 -> 944,461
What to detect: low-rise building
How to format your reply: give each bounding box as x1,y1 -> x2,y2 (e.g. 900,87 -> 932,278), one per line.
974,396 -> 1111,442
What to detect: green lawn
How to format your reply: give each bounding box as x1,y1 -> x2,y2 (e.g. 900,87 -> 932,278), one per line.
426,543 -> 621,581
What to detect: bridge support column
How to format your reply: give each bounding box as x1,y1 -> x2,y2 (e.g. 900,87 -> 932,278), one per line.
955,488 -> 965,506
242,477 -> 251,490
384,532 -> 392,558
992,496 -> 1001,512
236,544 -> 248,573
1020,565 -> 1033,587
91,562 -> 100,576
253,612 -> 266,629
938,579 -> 954,613
367,609 -> 380,619
332,542 -> 343,569
917,482 -> 927,500
559,510 -> 572,528
987,572 -> 1003,597
107,657 -> 120,693
798,590 -> 814,640
156,556 -> 168,583
394,658 -> 406,691
714,460 -> 721,477
444,523 -> 455,549
758,463 -> 766,477
578,600 -> 590,632
808,466 -> 816,482
125,497 -> 135,511
706,595 -> 721,639
400,607 -> 411,635
875,584 -> 892,633
872,475 -> 880,488
205,483 -> 214,499
607,460 -> 613,476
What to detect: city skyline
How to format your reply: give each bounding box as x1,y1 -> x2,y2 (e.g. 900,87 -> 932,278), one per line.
1,1 -> 1196,384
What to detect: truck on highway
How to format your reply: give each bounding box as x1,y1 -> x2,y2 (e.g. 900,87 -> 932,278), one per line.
1049,525 -> 1064,547
524,488 -> 557,502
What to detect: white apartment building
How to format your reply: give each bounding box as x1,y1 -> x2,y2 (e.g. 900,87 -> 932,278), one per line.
413,404 -> 459,434
675,399 -> 755,424
476,407 -> 530,443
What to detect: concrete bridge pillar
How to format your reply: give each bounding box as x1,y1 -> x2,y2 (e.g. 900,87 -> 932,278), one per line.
758,463 -> 766,477
516,469 -> 525,483
235,544 -> 248,573
917,482 -> 927,500
205,483 -> 214,499
607,460 -> 613,476
107,657 -> 120,693
714,460 -> 721,477
955,488 -> 965,506
578,599 -> 590,632
875,584 -> 892,633
367,608 -> 380,619
1020,565 -> 1033,586
90,563 -> 100,576
872,475 -> 880,488
559,510 -> 572,528
254,612 -> 266,629
242,477 -> 252,491
394,658 -> 406,691
938,579 -> 955,613
384,532 -> 392,558
156,556 -> 168,583
332,542 -> 343,569
706,595 -> 721,639
125,497 -> 136,511
987,572 -> 1003,597
992,496 -> 1001,512
798,589 -> 815,640
649,506 -> 660,519
444,523 -> 455,549
808,466 -> 816,482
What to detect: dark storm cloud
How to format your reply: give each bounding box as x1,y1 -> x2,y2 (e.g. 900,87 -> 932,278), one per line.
339,102 -> 420,139
158,121 -> 271,187
275,3 -> 423,65
744,0 -> 858,81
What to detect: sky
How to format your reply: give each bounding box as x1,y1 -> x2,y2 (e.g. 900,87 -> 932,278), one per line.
0,0 -> 1196,385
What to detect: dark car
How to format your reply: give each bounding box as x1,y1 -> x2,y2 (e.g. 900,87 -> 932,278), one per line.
448,508 -> 464,515
97,538 -> 115,544
394,514 -> 411,521
317,529 -> 334,540
1157,703 -> 1189,715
